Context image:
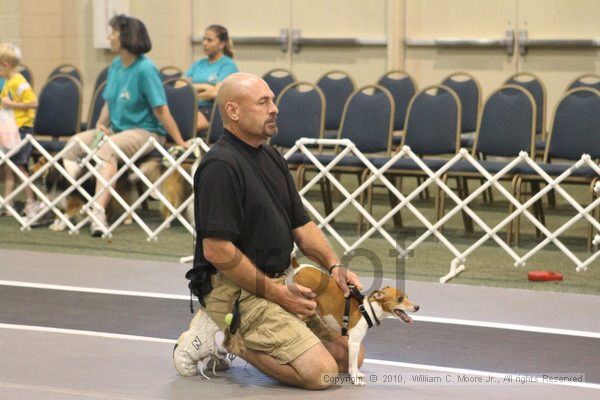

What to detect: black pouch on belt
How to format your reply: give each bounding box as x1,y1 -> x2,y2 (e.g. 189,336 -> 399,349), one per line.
185,268 -> 214,309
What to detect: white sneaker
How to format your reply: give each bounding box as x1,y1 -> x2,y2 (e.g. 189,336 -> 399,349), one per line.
23,200 -> 45,222
173,308 -> 229,377
89,206 -> 107,237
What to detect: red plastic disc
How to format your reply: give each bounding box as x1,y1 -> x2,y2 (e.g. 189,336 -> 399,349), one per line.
527,270 -> 564,281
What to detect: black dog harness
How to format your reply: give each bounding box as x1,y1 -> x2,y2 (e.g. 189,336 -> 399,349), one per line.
341,285 -> 381,336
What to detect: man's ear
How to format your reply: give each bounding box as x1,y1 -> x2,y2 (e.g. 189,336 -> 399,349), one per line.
225,101 -> 239,122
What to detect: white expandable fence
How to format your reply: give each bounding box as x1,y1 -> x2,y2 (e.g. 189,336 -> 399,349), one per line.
1,136 -> 598,282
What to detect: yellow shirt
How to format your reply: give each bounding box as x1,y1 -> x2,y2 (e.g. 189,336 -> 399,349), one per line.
1,72 -> 37,128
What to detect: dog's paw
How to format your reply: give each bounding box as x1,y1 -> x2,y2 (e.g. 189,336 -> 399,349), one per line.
350,371 -> 366,386
49,218 -> 67,231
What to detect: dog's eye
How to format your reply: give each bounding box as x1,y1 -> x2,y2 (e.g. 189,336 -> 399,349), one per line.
397,296 -> 404,302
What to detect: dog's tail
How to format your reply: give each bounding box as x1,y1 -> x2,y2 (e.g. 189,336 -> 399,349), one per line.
130,159 -> 163,183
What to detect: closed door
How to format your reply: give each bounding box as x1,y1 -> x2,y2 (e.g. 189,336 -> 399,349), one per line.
192,0 -> 388,86
290,0 -> 387,86
192,0 -> 292,74
404,0 -> 518,94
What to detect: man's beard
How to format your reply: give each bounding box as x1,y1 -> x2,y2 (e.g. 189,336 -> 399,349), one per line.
264,120 -> 278,137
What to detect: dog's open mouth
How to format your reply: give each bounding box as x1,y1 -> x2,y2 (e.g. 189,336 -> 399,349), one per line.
394,309 -> 413,325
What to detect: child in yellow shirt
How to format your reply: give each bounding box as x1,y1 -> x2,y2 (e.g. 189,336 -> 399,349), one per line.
0,43 -> 41,218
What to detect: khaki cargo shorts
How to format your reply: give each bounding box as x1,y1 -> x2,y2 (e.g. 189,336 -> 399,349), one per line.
63,128 -> 166,166
204,274 -> 323,365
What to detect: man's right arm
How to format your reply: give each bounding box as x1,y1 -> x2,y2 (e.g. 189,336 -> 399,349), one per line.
203,237 -> 317,317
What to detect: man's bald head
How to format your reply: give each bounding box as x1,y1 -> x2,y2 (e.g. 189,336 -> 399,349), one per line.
216,73 -> 263,110
215,73 -> 278,144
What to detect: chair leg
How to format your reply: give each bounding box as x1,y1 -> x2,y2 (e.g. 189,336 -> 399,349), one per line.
354,172 -> 364,235
462,177 -> 470,198
506,175 -> 519,247
320,178 -> 334,218
481,178 -> 488,203
531,181 -> 545,239
588,182 -> 599,252
488,185 -> 495,204
388,175 -> 403,228
417,176 -> 424,200
547,187 -> 556,208
357,170 -> 370,236
515,178 -> 526,247
295,166 -> 305,191
359,175 -> 376,236
331,172 -> 342,202
435,174 -> 448,235
456,176 -> 474,233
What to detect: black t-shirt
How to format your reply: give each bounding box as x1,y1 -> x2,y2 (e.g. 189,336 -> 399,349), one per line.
188,130 -> 310,281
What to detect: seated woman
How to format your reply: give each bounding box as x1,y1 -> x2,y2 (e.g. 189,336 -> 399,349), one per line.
186,25 -> 238,132
62,14 -> 188,237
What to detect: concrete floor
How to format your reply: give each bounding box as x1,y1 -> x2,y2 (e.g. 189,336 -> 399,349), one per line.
0,248 -> 599,399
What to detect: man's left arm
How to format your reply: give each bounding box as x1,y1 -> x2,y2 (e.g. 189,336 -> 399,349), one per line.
293,221 -> 362,296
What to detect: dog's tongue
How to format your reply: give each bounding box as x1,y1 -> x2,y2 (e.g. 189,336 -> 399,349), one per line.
395,309 -> 413,325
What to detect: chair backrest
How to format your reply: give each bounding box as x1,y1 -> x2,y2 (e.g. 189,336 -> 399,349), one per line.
545,87 -> 600,161
48,63 -> 82,85
163,78 -> 197,142
86,80 -> 107,130
160,66 -> 183,83
34,75 -> 82,137
338,84 -> 394,154
262,68 -> 296,100
205,104 -> 225,144
566,74 -> 600,92
17,64 -> 33,87
93,66 -> 109,93
402,85 -> 461,155
317,70 -> 356,131
271,82 -> 325,149
377,70 -> 417,131
473,85 -> 536,158
504,72 -> 546,135
442,72 -> 481,133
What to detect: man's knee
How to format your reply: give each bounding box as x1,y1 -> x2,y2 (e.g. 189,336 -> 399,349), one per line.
297,349 -> 338,390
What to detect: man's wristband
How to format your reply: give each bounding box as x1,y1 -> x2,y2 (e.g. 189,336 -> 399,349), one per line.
328,263 -> 344,274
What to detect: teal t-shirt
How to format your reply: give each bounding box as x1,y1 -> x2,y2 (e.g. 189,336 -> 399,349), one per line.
185,55 -> 238,107
0,78 -> 5,91
103,56 -> 167,135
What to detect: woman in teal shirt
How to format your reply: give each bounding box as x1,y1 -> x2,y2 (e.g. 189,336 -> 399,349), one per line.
186,25 -> 238,132
63,15 -> 188,237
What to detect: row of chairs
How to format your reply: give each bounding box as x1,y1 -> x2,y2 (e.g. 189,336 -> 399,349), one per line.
263,69 -> 600,147
22,60 -> 599,146
17,63 -> 185,93
254,80 -> 599,250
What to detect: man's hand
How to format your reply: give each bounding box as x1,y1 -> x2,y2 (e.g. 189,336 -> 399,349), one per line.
271,283 -> 317,318
331,266 -> 363,297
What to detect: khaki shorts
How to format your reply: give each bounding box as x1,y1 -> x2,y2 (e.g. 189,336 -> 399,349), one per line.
204,274 -> 323,365
63,128 -> 166,165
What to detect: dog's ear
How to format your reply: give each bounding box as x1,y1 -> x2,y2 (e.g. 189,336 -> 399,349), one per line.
372,290 -> 385,300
